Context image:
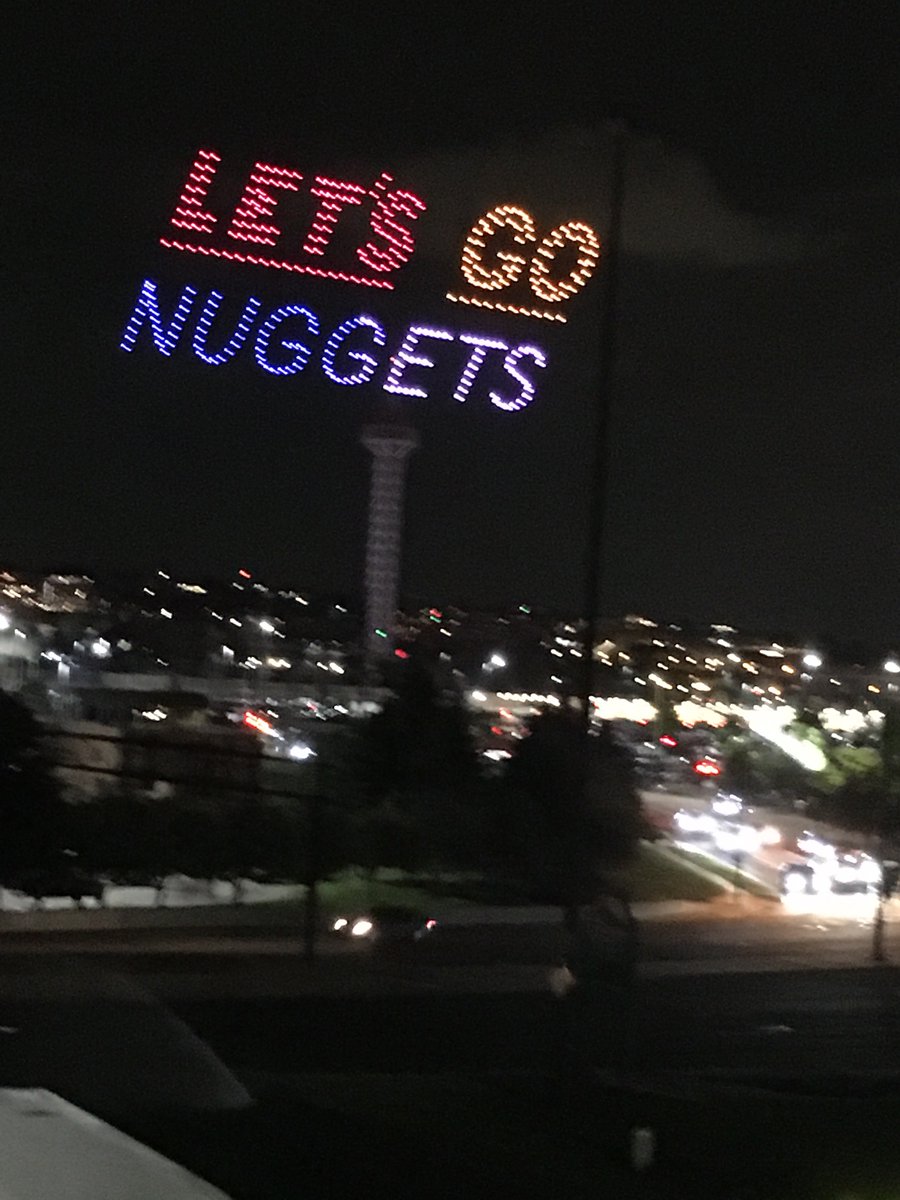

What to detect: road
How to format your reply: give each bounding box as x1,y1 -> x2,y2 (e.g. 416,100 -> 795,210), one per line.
4,906 -> 900,1199
642,787 -> 879,895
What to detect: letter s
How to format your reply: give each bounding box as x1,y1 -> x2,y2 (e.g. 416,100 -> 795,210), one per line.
489,344 -> 548,412
357,172 -> 426,273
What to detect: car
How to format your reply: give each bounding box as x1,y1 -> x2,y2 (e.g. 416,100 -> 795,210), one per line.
330,904 -> 438,947
779,846 -> 881,896
779,860 -> 817,895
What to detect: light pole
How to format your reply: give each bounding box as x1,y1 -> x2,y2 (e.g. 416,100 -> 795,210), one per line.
578,123 -> 628,737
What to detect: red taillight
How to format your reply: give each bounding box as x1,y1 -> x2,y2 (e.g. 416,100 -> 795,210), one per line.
693,758 -> 720,777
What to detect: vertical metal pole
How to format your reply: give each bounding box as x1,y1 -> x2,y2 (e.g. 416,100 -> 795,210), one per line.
873,834 -> 887,963
304,794 -> 321,962
578,124 -> 628,737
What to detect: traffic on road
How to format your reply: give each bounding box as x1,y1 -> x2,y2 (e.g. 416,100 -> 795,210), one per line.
649,788 -> 897,916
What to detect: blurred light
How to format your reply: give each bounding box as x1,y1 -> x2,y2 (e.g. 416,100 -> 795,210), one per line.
820,707 -> 868,734
258,619 -> 276,633
693,758 -> 720,777
333,918 -> 348,931
692,681 -> 711,692
90,639 -> 110,658
394,649 -> 409,659
0,614 -> 9,632
351,919 -> 373,937
675,701 -> 727,728
782,869 -> 810,896
885,659 -> 900,674
229,617 -> 242,627
289,743 -> 315,761
375,628 -> 388,638
243,710 -> 275,736
238,569 -> 252,579
726,653 -> 741,664
141,708 -> 167,722
488,652 -> 507,669
712,796 -> 741,816
760,824 -> 781,846
859,858 -> 882,885
222,645 -> 234,660
160,608 -> 173,619
746,706 -> 827,770
781,664 -> 796,674
470,690 -> 487,703
593,697 -> 656,722
674,810 -> 716,834
659,735 -> 678,747
802,652 -> 822,669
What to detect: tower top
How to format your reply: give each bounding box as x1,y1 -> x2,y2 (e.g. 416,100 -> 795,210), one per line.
361,397 -> 419,453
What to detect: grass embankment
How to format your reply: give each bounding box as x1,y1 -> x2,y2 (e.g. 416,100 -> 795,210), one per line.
663,842 -> 780,899
306,843 -> 734,913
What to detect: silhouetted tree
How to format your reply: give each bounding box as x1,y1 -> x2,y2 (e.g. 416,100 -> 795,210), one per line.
0,691 -> 67,892
500,709 -> 643,906
349,664 -> 485,872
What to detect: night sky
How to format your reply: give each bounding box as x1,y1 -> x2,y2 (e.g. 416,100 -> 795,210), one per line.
5,5 -> 899,639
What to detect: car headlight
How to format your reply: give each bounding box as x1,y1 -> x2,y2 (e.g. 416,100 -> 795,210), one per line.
783,870 -> 809,895
859,859 -> 882,885
351,918 -> 374,937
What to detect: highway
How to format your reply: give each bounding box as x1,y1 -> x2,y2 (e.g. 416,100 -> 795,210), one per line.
642,787 -> 880,899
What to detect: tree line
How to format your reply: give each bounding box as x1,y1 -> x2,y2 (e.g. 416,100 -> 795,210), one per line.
0,672 -> 644,907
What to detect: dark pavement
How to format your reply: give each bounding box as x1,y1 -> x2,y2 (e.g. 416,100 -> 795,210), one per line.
5,915 -> 900,1198
2,910 -> 899,1079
